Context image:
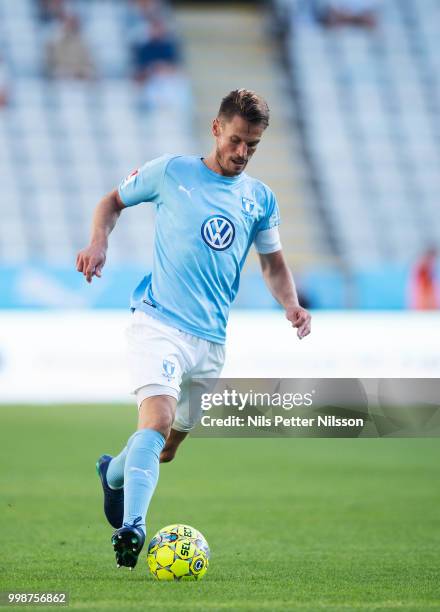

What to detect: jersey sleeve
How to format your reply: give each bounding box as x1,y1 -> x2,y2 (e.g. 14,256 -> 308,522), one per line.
258,189 -> 281,231
118,154 -> 173,207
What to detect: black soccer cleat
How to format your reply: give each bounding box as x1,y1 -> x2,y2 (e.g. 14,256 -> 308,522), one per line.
111,519 -> 145,569
96,454 -> 124,529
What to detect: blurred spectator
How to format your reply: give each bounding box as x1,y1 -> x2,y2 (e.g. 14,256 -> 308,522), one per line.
317,0 -> 379,29
125,1 -> 188,112
408,248 -> 440,310
0,56 -> 10,107
126,0 -> 172,56
45,13 -> 96,80
131,18 -> 180,81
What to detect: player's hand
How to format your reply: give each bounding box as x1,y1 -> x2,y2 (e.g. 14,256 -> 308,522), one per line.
76,243 -> 107,283
285,305 -> 311,340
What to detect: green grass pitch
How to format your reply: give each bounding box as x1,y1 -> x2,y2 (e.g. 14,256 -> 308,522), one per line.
0,405 -> 439,611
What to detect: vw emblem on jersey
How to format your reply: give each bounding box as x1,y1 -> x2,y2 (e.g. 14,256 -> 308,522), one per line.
201,215 -> 235,251
241,197 -> 255,216
162,359 -> 176,380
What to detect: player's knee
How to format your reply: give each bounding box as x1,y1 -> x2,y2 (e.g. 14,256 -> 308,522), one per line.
138,396 -> 175,438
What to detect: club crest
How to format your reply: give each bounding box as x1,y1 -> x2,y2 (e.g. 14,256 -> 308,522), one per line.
241,197 -> 255,217
162,359 -> 176,380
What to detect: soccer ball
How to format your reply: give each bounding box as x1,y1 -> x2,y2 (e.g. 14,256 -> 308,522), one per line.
147,524 -> 210,581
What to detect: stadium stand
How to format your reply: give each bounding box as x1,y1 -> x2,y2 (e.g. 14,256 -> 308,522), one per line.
0,0 -> 194,267
275,0 -> 440,268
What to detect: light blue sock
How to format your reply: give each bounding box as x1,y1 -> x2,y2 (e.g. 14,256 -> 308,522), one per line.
107,432 -> 137,490
123,428 -> 165,535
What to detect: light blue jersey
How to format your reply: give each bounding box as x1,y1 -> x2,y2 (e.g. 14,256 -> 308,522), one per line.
118,155 -> 281,344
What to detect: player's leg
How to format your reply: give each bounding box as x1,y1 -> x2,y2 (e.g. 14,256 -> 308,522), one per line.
105,432 -> 137,489
99,310 -> 183,527
104,311 -> 199,568
98,383 -> 178,531
160,428 -> 188,463
97,433 -> 140,530
112,393 -> 176,569
122,394 -> 176,529
98,389 -> 180,532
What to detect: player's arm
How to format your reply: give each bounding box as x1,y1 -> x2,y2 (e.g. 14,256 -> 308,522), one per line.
258,249 -> 311,339
76,189 -> 125,283
77,156 -> 170,282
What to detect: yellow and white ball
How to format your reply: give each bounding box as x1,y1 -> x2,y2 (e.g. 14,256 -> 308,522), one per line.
147,524 -> 210,581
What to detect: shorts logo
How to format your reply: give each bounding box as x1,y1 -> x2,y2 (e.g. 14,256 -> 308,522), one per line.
201,215 -> 235,251
241,197 -> 255,217
162,359 -> 176,381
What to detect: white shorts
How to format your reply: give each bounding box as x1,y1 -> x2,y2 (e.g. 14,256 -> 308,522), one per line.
126,310 -> 225,432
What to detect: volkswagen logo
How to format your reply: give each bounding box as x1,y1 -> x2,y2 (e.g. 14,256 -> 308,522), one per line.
201,215 -> 235,251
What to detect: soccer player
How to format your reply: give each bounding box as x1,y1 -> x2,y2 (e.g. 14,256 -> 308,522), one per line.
76,89 -> 311,568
